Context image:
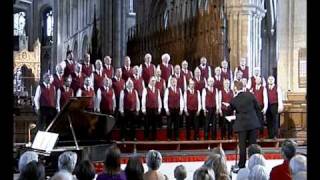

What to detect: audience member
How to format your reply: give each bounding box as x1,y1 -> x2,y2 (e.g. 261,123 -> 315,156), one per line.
51,170 -> 74,180
125,156 -> 144,180
143,150 -> 168,180
247,144 -> 262,158
292,170 -> 306,180
248,154 -> 266,170
174,165 -> 186,180
236,168 -> 249,180
203,153 -> 229,180
193,167 -> 215,180
74,160 -> 96,180
18,151 -> 39,173
248,165 -> 268,180
289,154 -> 307,176
97,146 -> 126,180
18,161 -> 45,180
58,151 -> 78,173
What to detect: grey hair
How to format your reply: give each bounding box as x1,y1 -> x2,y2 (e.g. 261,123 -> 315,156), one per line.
193,167 -> 215,180
248,165 -> 268,180
58,151 -> 78,173
174,165 -> 187,180
236,168 -> 250,180
292,170 -> 307,180
281,139 -> 297,160
248,154 -> 266,170
161,53 -> 170,61
289,154 -> 307,175
18,151 -> 39,172
51,170 -> 74,180
146,150 -> 162,170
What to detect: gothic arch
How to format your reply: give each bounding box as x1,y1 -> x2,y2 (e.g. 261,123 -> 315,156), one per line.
73,40 -> 78,61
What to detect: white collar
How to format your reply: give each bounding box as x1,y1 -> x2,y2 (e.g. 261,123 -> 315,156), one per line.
188,87 -> 195,92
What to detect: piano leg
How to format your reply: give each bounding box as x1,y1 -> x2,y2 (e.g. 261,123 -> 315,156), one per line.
67,115 -> 80,150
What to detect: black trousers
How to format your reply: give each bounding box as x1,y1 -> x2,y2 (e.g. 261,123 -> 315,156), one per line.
257,105 -> 264,137
238,129 -> 257,168
186,110 -> 200,140
221,111 -> 234,139
120,110 -> 137,140
144,108 -> 158,140
99,110 -> 114,140
167,108 -> 180,140
204,108 -> 217,140
37,107 -> 57,131
266,103 -> 279,138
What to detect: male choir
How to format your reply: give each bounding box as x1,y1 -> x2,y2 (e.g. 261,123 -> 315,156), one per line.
34,50 -> 284,140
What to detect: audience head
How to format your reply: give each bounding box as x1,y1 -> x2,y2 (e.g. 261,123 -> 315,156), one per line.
144,53 -> 152,63
289,154 -> 307,176
193,167 -> 215,180
146,150 -> 162,171
18,161 -> 45,180
174,165 -> 187,180
74,160 -> 96,180
281,139 -> 297,161
18,151 -> 39,172
236,168 -> 250,180
161,53 -> 170,63
51,170 -> 73,180
125,156 -> 144,180
58,151 -> 78,173
248,154 -> 266,170
104,145 -> 121,174
248,165 -> 268,180
292,170 -> 307,180
204,153 -> 228,180
248,144 -> 262,158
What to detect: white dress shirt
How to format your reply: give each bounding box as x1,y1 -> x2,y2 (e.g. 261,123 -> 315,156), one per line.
119,88 -> 140,113
141,86 -> 162,113
163,86 -> 184,113
201,87 -> 220,113
34,82 -> 54,110
95,86 -> 116,112
183,88 -> 201,113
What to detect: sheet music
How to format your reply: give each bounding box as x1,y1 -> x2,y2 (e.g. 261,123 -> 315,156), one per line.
32,131 -> 59,153
225,115 -> 236,122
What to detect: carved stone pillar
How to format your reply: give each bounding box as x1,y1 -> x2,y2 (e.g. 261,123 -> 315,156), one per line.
226,0 -> 265,76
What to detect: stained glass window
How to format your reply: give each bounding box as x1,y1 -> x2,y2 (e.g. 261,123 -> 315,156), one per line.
14,12 -> 26,36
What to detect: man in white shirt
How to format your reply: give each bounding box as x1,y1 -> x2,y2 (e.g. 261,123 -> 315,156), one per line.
119,78 -> 140,141
164,77 -> 184,140
34,72 -> 57,130
141,77 -> 162,140
56,76 -> 74,112
76,77 -> 95,111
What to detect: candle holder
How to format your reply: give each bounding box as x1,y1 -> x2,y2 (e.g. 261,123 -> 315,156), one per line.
26,123 -> 36,147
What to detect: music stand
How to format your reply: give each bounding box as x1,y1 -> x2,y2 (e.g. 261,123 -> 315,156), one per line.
31,131 -> 59,155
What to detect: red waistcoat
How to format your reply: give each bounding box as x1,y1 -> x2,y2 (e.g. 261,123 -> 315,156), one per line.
103,65 -> 113,78
205,88 -> 216,109
100,88 -> 114,113
112,78 -> 125,96
82,64 -> 93,77
142,63 -> 155,84
59,87 -> 73,108
81,87 -> 94,109
238,66 -> 249,79
52,74 -> 64,89
63,60 -> 75,77
124,90 -> 137,111
199,65 -> 210,79
168,88 -> 180,110
214,76 -> 223,91
94,72 -> 104,91
173,74 -> 185,92
40,84 -> 55,108
160,63 -> 173,83
267,86 -> 278,105
221,89 -> 233,111
181,70 -> 193,82
133,77 -> 144,97
71,72 -> 85,92
221,68 -> 231,81
253,86 -> 264,107
155,78 -> 166,97
187,90 -> 198,111
146,88 -> 159,109
193,77 -> 206,92
121,66 -> 133,81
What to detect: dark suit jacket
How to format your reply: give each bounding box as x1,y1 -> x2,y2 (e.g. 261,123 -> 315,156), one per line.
229,91 -> 261,132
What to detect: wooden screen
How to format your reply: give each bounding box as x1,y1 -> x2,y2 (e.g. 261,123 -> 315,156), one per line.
127,0 -> 227,70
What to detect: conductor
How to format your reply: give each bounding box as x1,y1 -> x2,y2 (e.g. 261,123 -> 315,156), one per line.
227,80 -> 261,169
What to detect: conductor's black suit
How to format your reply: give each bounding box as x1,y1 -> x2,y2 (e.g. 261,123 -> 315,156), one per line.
229,91 -> 261,168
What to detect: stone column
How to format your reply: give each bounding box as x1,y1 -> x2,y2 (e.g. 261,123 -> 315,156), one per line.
113,0 -> 122,68
226,0 -> 265,76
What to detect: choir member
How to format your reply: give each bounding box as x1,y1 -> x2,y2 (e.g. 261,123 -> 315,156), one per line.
121,56 -> 133,81
140,53 -> 156,86
234,57 -> 249,80
169,65 -> 187,92
76,77 -> 95,112
164,77 -> 184,141
103,55 -> 114,78
220,59 -> 233,82
95,78 -> 116,115
202,77 -> 220,140
198,56 -> 212,80
61,50 -> 75,78
112,68 -> 126,119
248,67 -> 266,90
141,77 -> 162,140
266,76 -> 284,139
213,67 -> 223,91
81,53 -> 94,79
158,53 -> 174,84
119,78 -> 140,141
181,60 -> 193,82
193,67 -> 207,92
93,59 -> 106,92
155,67 -> 166,99
184,79 -> 201,140
56,75 -> 74,112
132,65 -> 145,99
251,76 -> 268,138
70,63 -> 85,93
52,64 -> 64,90
34,72 -> 57,130
220,79 -> 234,139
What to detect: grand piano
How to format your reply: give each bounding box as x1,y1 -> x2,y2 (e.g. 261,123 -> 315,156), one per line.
46,96 -> 116,146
